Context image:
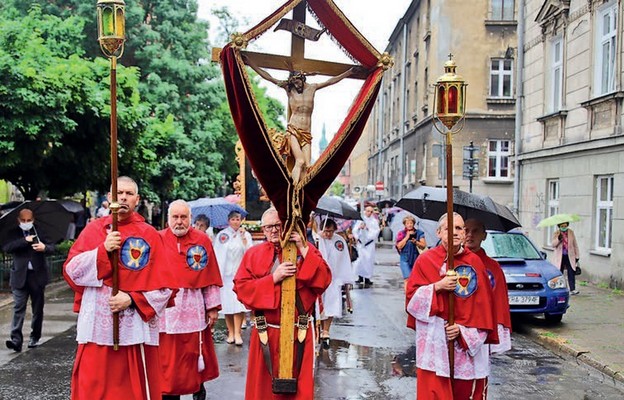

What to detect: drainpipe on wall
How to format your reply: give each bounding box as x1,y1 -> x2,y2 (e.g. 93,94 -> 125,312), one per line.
513,0 -> 525,216
399,21 -> 408,198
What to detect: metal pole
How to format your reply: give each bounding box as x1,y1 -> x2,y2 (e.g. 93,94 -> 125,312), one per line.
513,0 -> 525,215
109,55 -> 120,351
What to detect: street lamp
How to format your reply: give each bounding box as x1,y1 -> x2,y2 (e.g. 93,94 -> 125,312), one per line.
432,54 -> 467,377
97,0 -> 126,351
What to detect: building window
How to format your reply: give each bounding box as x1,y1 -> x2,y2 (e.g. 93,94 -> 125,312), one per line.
595,175 -> 613,251
595,3 -> 617,96
490,59 -> 513,98
547,180 -> 559,240
487,140 -> 510,178
491,0 -> 514,21
549,37 -> 563,112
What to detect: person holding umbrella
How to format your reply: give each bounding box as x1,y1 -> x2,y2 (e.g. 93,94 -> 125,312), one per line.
3,208 -> 56,352
395,215 -> 426,288
552,221 -> 580,295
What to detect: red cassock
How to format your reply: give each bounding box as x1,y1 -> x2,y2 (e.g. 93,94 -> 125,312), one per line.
63,212 -> 174,400
406,246 -> 497,400
233,241 -> 332,400
158,228 -> 224,395
473,248 -> 512,332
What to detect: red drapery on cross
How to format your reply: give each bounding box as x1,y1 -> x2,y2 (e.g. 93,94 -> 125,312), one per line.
220,0 -> 385,238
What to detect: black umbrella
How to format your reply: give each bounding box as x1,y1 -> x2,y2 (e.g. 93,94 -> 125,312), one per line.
375,198 -> 396,209
0,200 -> 73,245
396,186 -> 521,232
315,196 -> 361,220
60,199 -> 84,214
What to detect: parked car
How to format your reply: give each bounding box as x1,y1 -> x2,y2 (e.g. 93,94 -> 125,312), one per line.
481,230 -> 569,323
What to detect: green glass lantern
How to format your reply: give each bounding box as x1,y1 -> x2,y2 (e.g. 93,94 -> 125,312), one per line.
97,0 -> 126,58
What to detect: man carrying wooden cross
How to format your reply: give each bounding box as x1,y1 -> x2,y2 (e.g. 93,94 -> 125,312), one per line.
234,208 -> 331,399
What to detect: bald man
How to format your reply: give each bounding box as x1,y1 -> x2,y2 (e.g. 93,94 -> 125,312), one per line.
2,208 -> 56,352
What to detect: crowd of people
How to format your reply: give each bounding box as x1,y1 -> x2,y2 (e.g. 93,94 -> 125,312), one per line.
1,176 -> 522,399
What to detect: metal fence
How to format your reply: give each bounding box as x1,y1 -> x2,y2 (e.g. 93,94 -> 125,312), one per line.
0,253 -> 67,291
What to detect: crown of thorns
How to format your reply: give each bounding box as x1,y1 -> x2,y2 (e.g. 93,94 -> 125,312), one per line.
288,71 -> 306,83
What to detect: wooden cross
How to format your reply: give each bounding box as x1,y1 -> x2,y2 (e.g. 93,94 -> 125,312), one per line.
212,1 -> 365,391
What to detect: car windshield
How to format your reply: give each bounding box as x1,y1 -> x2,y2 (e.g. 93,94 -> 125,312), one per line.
481,233 -> 542,260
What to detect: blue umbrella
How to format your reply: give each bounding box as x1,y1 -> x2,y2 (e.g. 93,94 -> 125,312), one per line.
188,197 -> 248,228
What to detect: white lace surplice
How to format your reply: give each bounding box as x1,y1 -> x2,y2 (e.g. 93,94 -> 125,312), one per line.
406,283 -> 490,379
65,248 -> 172,346
159,286 -> 221,334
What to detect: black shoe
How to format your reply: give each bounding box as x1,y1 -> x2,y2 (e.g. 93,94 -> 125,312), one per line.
27,338 -> 40,348
357,276 -> 364,283
193,384 -> 206,400
364,279 -> 373,288
5,340 -> 21,353
321,337 -> 330,349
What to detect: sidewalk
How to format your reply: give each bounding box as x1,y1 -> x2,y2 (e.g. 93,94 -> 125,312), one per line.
518,282 -> 624,384
376,240 -> 624,384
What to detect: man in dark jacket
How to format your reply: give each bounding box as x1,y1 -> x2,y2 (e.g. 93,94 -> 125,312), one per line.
2,208 -> 55,352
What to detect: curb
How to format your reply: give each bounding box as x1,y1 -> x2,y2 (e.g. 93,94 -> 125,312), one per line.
0,280 -> 71,311
524,327 -> 624,385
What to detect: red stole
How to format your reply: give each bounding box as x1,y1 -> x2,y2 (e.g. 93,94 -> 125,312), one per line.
64,212 -> 173,311
158,228 -> 223,289
406,245 -> 496,340
474,248 -> 512,330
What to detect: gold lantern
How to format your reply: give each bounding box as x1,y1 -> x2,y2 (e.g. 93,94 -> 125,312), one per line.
97,0 -> 126,58
433,56 -> 467,133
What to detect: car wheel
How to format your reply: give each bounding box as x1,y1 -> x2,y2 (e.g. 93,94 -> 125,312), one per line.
544,313 -> 563,323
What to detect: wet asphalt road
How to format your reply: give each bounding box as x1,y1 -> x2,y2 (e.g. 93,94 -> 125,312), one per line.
0,247 -> 623,399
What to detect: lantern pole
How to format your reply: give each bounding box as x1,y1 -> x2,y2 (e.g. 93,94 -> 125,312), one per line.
97,0 -> 126,351
432,54 -> 467,378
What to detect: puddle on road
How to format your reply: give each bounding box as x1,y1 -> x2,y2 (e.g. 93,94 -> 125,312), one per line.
317,338 -> 416,378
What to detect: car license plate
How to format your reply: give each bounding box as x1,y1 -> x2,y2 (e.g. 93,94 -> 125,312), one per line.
509,295 -> 539,305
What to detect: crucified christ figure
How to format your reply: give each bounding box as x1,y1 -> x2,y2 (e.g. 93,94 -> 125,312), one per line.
245,56 -> 355,184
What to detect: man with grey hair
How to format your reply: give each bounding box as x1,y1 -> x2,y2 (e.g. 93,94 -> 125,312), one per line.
406,212 -> 497,399
64,176 -> 174,399
158,200 -> 223,400
233,208 -> 332,399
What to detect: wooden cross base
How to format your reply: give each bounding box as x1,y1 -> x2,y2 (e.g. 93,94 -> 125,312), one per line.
273,378 -> 298,394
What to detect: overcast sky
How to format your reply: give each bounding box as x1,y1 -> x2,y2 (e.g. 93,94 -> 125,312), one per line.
197,0 -> 412,158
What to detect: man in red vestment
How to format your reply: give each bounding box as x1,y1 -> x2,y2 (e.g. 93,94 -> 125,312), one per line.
233,208 -> 332,400
63,176 -> 174,400
159,200 -> 223,400
406,213 -> 497,400
464,218 -> 512,355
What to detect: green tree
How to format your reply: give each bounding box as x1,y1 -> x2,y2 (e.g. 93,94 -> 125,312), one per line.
0,6 -> 148,199
3,1 -> 285,201
329,181 -> 345,197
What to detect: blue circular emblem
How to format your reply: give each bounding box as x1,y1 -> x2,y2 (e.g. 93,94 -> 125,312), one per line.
454,265 -> 478,298
187,245 -> 208,271
219,233 -> 230,244
487,269 -> 496,289
120,237 -> 151,271
334,240 -> 345,251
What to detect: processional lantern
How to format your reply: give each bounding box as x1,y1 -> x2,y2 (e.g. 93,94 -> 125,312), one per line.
432,55 -> 467,378
97,0 -> 126,58
433,56 -> 467,132
97,0 -> 126,351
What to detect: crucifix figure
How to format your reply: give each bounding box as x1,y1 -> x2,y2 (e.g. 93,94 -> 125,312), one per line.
213,1 -> 374,395
245,56 -> 355,183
